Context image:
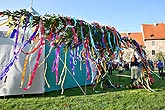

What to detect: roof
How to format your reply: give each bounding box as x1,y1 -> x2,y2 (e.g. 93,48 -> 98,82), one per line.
120,32 -> 144,46
141,23 -> 165,40
28,6 -> 40,16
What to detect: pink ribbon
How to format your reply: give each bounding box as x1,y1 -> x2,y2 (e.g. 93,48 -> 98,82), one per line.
67,17 -> 78,44
51,34 -> 60,84
23,42 -> 43,90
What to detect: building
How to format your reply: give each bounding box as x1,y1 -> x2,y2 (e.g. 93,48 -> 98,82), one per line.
120,32 -> 144,46
141,23 -> 165,60
121,23 -> 165,61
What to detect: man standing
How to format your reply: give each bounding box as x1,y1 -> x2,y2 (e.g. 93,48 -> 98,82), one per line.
108,59 -> 113,75
157,60 -> 163,79
130,55 -> 139,84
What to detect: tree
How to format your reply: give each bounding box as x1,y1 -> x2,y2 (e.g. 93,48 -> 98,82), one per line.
156,51 -> 165,61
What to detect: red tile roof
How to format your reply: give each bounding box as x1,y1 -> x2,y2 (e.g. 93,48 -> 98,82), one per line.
142,23 -> 165,40
120,32 -> 144,46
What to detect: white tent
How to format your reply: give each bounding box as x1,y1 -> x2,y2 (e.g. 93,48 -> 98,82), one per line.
28,0 -> 40,16
0,5 -> 45,96
0,37 -> 45,96
28,5 -> 40,16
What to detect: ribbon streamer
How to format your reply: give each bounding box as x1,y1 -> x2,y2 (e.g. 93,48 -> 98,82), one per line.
69,48 -> 75,75
51,34 -> 60,84
59,56 -> 86,95
21,16 -> 29,43
88,25 -> 97,51
20,42 -> 36,88
21,42 -> 45,55
67,17 -> 78,44
0,17 -> 10,26
44,60 -> 50,88
101,29 -> 106,49
58,51 -> 67,94
23,39 -> 43,90
20,55 -> 29,88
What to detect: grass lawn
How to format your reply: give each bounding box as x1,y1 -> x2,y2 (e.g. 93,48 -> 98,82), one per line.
0,70 -> 164,110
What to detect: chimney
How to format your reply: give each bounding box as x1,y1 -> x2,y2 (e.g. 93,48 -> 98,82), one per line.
154,22 -> 158,26
126,30 -> 129,37
126,30 -> 131,37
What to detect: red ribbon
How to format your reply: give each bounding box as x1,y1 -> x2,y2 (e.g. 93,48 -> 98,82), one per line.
23,38 -> 44,90
21,42 -> 45,55
67,17 -> 78,44
23,21 -> 44,90
0,12 -> 2,16
84,38 -> 90,80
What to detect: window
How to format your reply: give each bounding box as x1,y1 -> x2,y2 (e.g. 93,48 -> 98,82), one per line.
150,34 -> 154,37
152,41 -> 155,46
152,50 -> 155,55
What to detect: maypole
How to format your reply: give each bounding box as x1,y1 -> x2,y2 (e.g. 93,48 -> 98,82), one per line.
0,9 -> 155,93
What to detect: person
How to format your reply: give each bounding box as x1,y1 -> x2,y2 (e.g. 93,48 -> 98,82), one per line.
107,59 -> 113,75
118,63 -> 124,73
157,60 -> 163,79
130,55 -> 139,84
148,59 -> 154,71
108,59 -> 113,75
137,59 -> 143,78
118,57 -> 125,73
124,61 -> 129,70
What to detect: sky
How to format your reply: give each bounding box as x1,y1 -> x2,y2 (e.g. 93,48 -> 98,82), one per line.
0,0 -> 165,33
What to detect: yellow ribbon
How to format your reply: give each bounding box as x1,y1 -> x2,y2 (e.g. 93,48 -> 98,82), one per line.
20,16 -> 24,28
91,47 -> 95,56
38,46 -> 53,88
29,42 -> 38,73
80,60 -> 82,71
6,26 -> 14,36
58,51 -> 67,94
59,56 -> 86,95
20,43 -> 35,88
44,60 -> 50,88
58,51 -> 67,85
38,46 -> 53,67
20,56 -> 29,88
0,17 -> 10,26
18,16 -> 25,40
18,34 -> 21,41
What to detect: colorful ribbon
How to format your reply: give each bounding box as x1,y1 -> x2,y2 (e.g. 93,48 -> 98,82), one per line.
58,51 -> 67,94
69,47 -> 75,75
0,17 -> 11,26
67,17 -> 78,44
20,55 -> 29,88
0,25 -> 39,80
51,34 -> 60,84
23,46 -> 43,90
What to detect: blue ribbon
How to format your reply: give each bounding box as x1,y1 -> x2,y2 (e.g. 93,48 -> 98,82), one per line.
69,47 -> 75,75
10,29 -> 17,38
93,25 -> 98,36
112,32 -> 116,50
0,58 -> 15,80
0,26 -> 38,80
101,29 -> 106,49
88,25 -> 97,51
107,32 -> 112,49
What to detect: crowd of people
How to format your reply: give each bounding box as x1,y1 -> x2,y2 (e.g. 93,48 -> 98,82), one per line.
91,53 -> 164,90
105,55 -> 164,84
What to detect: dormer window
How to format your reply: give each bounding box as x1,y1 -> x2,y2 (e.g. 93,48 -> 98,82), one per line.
150,34 -> 154,37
